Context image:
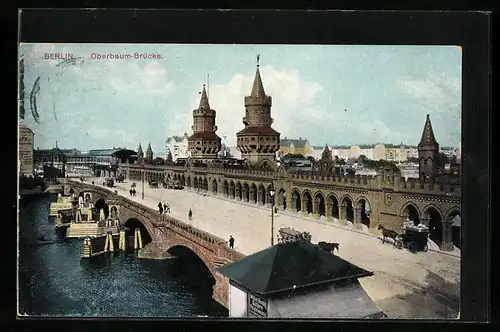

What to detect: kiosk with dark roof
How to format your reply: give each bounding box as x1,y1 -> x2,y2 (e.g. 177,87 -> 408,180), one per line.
217,241 -> 385,319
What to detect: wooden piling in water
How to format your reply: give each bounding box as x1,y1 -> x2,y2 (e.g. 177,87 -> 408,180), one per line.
134,228 -> 143,249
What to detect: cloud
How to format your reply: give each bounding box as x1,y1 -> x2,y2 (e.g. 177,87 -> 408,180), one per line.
398,76 -> 460,109
170,65 -> 325,146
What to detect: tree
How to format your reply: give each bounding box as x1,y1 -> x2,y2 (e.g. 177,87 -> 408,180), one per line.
358,154 -> 367,163
337,158 -> 346,165
306,156 -> 315,163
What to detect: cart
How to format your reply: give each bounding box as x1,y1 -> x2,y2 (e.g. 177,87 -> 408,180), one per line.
105,178 -> 114,187
277,227 -> 312,243
394,225 -> 429,252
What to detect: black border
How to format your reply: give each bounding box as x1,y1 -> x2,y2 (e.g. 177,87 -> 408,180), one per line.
11,8 -> 491,332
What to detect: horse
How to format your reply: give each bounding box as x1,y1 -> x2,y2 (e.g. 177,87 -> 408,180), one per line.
318,241 -> 340,254
378,224 -> 399,245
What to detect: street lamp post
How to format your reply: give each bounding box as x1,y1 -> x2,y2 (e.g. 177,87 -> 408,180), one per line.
270,185 -> 276,246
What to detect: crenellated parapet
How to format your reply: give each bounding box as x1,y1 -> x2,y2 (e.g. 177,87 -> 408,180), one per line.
119,162 -> 460,198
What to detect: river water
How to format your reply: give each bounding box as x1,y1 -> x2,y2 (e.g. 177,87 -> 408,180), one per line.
18,194 -> 227,317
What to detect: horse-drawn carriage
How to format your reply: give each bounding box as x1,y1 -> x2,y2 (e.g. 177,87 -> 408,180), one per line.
394,225 -> 429,252
104,178 -> 114,187
379,224 -> 429,253
115,174 -> 125,182
277,227 -> 312,243
148,179 -> 159,188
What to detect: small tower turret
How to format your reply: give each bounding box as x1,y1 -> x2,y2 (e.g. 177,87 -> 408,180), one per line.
137,143 -> 144,163
418,114 -> 440,180
187,84 -> 222,160
145,143 -> 153,164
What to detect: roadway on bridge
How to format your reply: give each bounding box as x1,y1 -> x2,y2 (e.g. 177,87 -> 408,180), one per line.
89,178 -> 460,320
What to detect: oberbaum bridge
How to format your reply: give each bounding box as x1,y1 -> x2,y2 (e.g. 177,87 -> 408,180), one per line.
63,59 -> 460,309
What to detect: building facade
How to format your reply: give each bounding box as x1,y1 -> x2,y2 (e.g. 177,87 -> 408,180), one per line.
19,122 -> 34,177
166,133 -> 190,161
278,138 -> 314,158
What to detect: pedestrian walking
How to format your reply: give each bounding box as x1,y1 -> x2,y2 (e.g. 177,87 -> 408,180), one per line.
92,181 -> 94,185
129,189 -> 132,196
164,203 -> 170,213
229,235 -> 235,249
132,189 -> 136,196
158,202 -> 163,214
188,208 -> 193,220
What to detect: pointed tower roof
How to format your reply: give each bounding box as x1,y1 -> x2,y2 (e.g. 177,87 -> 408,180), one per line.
322,144 -> 333,162
198,84 -> 210,110
419,114 -> 438,148
137,143 -> 143,153
146,142 -> 152,153
251,55 -> 266,99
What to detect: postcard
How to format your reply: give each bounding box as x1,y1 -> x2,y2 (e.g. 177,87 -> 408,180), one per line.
18,43 -> 461,319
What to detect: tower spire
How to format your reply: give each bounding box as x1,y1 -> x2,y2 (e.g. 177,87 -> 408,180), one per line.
207,74 -> 210,99
251,54 -> 266,99
418,114 -> 438,147
198,84 -> 210,110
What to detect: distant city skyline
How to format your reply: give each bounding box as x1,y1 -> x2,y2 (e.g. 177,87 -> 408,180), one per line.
20,44 -> 461,152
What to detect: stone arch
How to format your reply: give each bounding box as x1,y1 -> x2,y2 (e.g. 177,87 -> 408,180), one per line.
223,180 -> 229,196
122,216 -> 154,245
187,176 -> 191,188
193,177 -> 199,190
422,204 -> 444,247
302,190 -> 313,215
94,198 -> 109,219
291,188 -> 301,212
445,207 -> 461,249
212,179 -> 218,195
236,182 -> 242,200
110,205 -> 118,219
444,206 -> 461,223
327,193 -> 340,220
243,182 -> 250,202
203,178 -> 208,192
355,196 -> 372,228
314,191 -> 326,217
229,181 -> 236,199
181,175 -> 185,187
250,183 -> 258,203
400,202 -> 421,225
166,243 -> 216,279
258,158 -> 274,170
277,165 -> 288,178
340,194 -> 354,223
258,184 -> 266,205
278,188 -> 286,210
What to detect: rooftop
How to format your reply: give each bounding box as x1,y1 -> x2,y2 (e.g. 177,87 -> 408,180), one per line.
217,240 -> 373,296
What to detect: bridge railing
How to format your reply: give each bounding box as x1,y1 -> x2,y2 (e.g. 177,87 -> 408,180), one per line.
66,179 -> 248,261
118,194 -> 227,250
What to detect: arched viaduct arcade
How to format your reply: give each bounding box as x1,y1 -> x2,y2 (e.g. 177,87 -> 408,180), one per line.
122,162 -> 461,251
63,179 -> 245,309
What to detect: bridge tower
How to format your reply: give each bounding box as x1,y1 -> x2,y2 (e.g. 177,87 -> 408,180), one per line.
418,114 -> 440,180
137,143 -> 144,164
236,55 -> 281,168
187,84 -> 222,160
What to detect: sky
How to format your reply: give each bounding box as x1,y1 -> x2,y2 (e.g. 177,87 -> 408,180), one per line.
19,44 -> 461,155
